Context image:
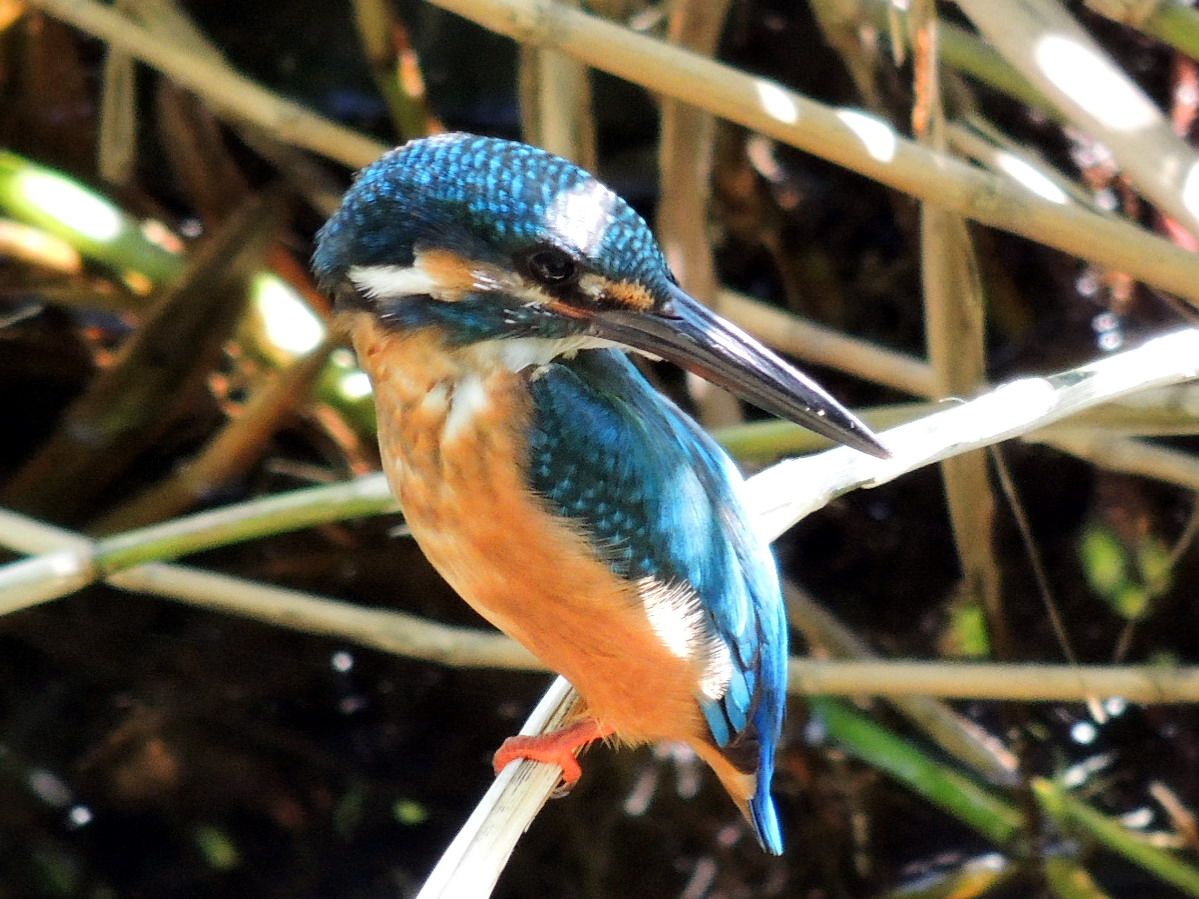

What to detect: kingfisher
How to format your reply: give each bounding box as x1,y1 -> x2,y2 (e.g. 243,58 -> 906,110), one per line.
313,133 -> 887,854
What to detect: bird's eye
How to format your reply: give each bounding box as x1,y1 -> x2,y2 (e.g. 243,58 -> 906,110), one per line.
525,248 -> 580,287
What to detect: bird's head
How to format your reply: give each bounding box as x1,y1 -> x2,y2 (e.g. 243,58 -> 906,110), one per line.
314,133 -> 887,457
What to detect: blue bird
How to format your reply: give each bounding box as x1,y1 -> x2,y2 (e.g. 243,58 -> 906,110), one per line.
313,133 -> 887,854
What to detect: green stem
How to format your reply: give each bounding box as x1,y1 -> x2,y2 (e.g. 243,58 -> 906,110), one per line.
1034,778 -> 1199,898
0,151 -> 180,284
94,475 -> 397,573
813,697 -> 1024,846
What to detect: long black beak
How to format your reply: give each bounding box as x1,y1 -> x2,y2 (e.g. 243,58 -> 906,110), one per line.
587,285 -> 890,458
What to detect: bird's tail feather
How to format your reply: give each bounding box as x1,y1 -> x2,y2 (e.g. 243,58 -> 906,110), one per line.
696,745 -> 784,855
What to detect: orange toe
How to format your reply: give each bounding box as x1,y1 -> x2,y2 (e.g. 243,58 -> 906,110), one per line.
493,718 -> 613,788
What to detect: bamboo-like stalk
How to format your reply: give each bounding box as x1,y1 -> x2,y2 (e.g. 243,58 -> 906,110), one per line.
1036,431 -> 1199,489
655,0 -> 740,429
0,475 -> 397,613
911,5 -> 1008,658
117,563 -> 540,670
94,474 -> 396,572
97,0 -> 138,184
792,659 -> 1199,703
415,0 -> 1199,304
717,290 -> 937,397
26,0 -> 1199,303
517,0 -> 595,170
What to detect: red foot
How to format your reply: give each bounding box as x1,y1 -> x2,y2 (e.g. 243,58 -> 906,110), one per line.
493,718 -> 613,789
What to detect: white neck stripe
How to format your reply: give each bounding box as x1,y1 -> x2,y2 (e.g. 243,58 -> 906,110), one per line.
348,264 -> 439,300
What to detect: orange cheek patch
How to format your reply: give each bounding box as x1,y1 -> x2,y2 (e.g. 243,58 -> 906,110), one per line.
415,248 -> 483,298
601,279 -> 655,311
416,248 -> 526,301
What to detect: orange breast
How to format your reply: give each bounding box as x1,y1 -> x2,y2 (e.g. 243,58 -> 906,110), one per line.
344,314 -> 708,746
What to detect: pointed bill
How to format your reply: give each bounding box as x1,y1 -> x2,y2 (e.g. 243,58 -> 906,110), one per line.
586,285 -> 889,459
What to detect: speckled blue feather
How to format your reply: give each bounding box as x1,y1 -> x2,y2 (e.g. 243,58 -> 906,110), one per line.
313,133 -> 674,297
528,349 -> 786,854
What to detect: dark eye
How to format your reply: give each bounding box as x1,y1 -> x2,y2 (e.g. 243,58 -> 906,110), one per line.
526,247 -> 580,287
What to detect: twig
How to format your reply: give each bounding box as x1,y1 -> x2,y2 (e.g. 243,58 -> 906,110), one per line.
7,507 -> 1199,702
517,0 -> 595,169
790,660 -> 1199,703
717,289 -> 937,396
655,0 -> 739,428
0,475 -> 397,611
911,3 -> 1008,658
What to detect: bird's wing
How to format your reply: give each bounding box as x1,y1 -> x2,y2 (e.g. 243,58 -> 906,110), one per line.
525,350 -> 787,767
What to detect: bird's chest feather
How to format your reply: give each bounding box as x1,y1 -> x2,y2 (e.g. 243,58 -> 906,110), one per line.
344,313 -> 708,741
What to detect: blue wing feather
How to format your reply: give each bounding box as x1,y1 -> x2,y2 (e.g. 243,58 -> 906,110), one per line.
526,349 -> 786,853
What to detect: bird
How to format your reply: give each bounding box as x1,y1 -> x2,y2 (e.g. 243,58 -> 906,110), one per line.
312,132 -> 887,854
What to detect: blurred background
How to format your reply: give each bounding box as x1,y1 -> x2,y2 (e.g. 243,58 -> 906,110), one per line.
3,0 -> 1199,896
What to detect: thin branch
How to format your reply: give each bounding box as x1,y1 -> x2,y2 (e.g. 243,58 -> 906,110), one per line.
791,657 -> 1199,704
1035,430 -> 1199,489
912,5 -> 1008,658
746,328 -> 1199,539
7,507 -> 1199,704
0,475 -> 397,611
718,289 -> 937,397
655,0 -> 739,428
517,0 -> 595,169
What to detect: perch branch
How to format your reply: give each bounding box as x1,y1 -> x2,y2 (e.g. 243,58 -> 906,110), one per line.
417,328 -> 1199,897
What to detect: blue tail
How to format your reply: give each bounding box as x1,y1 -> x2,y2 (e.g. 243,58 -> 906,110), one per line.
749,765 -> 784,854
